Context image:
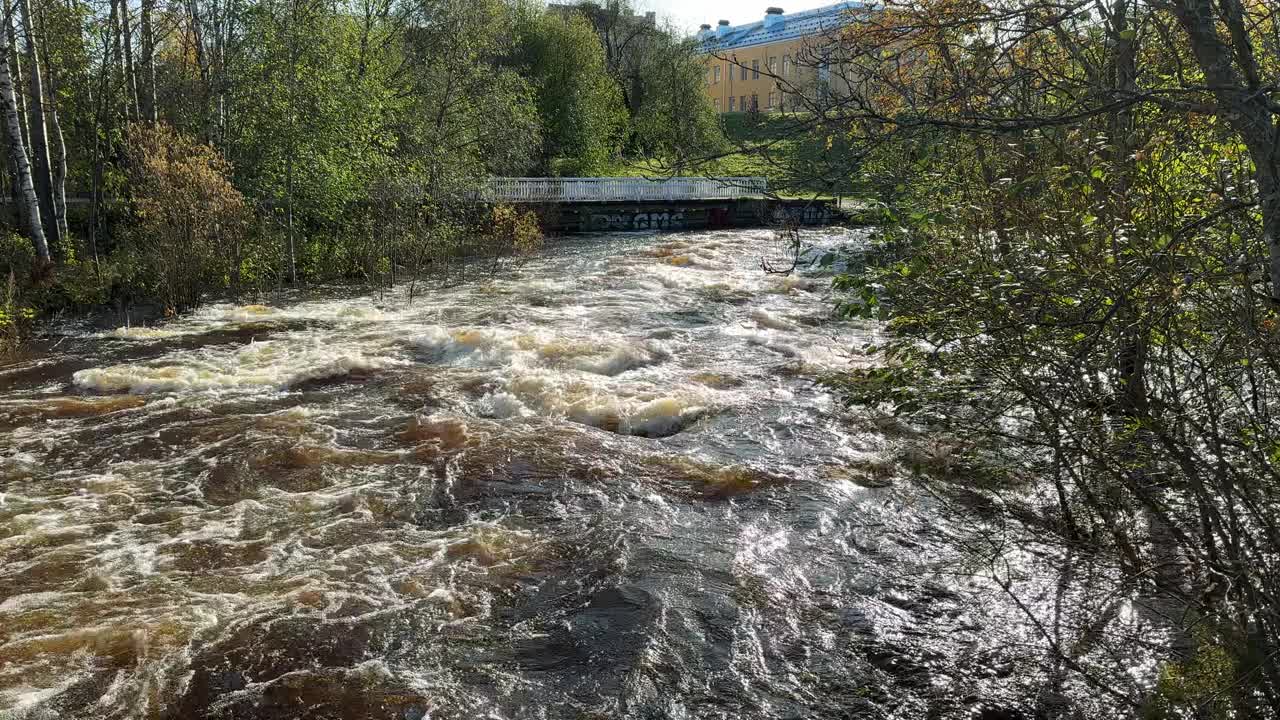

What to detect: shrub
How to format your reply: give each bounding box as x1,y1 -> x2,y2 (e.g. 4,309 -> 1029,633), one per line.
123,122 -> 249,312
0,270 -> 35,356
484,204 -> 543,261
0,233 -> 38,355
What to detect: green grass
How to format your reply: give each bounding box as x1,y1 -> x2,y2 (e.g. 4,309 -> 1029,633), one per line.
603,112 -> 862,200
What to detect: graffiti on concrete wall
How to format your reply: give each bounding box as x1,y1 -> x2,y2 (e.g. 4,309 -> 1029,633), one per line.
771,204 -> 835,225
587,211 -> 686,231
557,201 -> 837,233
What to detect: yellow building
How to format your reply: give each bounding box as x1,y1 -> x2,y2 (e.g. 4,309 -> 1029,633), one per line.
697,3 -> 857,114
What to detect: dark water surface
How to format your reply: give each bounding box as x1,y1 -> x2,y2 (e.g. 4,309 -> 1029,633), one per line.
1,230 -> 1034,719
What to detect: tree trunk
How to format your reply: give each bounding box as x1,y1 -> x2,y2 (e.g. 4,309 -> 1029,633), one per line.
46,82 -> 65,243
1258,170 -> 1280,303
140,0 -> 156,120
88,2 -> 117,270
285,153 -> 296,284
88,127 -> 101,266
120,0 -> 139,120
212,0 -> 226,144
38,7 -> 65,242
5,15 -> 26,149
15,0 -> 57,254
184,0 -> 213,142
2,111 -> 26,230
1167,0 -> 1280,300
0,24 -> 47,262
108,0 -> 125,119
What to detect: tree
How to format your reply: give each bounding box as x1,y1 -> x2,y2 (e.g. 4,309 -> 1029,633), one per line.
396,0 -> 541,192
228,0 -> 372,282
514,7 -> 627,175
16,0 -> 61,253
0,7 -> 46,262
801,0 -> 1280,714
566,0 -> 655,115
627,29 -> 722,163
123,122 -> 247,310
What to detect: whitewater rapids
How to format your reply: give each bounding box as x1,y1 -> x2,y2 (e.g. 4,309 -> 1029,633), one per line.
0,229 -> 1055,719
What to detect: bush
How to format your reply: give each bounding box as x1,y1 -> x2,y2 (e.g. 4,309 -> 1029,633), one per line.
0,270 -> 35,355
0,230 -> 37,280
123,122 -> 249,312
485,204 -> 543,260
0,233 -> 38,355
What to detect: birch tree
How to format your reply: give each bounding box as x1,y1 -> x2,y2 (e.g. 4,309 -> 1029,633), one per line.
0,9 -> 46,261
16,0 -> 59,252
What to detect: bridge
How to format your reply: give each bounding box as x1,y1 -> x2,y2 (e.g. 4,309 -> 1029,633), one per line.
479,177 -> 768,203
476,176 -> 838,232
18,177 -> 843,233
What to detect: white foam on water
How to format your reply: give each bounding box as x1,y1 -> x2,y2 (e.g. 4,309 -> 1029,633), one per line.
220,304 -> 279,322
0,675 -> 91,714
750,308 -> 798,331
477,391 -> 531,419
72,339 -> 399,394
413,325 -> 661,377
0,591 -> 64,613
566,343 -> 656,376
767,275 -> 819,295
101,326 -> 185,340
0,227 -> 883,716
740,329 -> 803,358
412,326 -> 525,368
496,371 -> 712,437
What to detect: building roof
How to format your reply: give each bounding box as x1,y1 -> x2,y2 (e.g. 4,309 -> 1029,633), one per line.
697,3 -> 862,52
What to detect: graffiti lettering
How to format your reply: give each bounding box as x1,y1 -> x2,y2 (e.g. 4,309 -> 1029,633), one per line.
588,211 -> 687,231
771,205 -> 835,225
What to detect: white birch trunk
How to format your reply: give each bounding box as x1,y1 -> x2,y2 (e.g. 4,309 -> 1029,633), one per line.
0,26 -> 47,261
17,0 -> 59,251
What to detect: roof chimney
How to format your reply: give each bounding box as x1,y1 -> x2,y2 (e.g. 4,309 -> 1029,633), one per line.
697,22 -> 713,40
764,7 -> 784,29
716,18 -> 730,37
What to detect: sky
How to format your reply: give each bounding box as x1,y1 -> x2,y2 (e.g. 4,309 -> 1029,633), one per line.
634,0 -> 837,34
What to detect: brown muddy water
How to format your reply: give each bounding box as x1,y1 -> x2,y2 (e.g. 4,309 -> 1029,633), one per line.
0,229 -> 1056,719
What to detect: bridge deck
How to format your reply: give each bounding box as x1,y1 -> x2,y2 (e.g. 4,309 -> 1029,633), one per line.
480,177 -> 768,203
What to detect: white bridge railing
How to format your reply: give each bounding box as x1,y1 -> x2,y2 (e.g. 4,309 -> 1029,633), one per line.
479,177 -> 768,203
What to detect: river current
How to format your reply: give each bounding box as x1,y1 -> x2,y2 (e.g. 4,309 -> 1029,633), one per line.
0,229 -> 1041,719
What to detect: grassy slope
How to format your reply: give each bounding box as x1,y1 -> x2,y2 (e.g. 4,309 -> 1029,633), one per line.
606,112 -> 859,200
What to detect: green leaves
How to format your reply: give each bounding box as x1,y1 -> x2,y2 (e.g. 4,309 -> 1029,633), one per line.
516,10 -> 628,175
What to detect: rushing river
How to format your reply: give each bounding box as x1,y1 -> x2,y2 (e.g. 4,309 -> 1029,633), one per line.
0,229 -> 1040,719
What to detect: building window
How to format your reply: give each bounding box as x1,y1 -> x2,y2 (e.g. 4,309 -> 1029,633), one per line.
729,96 -> 736,111
752,60 -> 759,79
713,66 -> 720,84
714,98 -> 721,111
740,65 -> 747,81
751,94 -> 759,111
767,91 -> 777,108
740,95 -> 747,111
783,55 -> 791,76
768,56 -> 777,73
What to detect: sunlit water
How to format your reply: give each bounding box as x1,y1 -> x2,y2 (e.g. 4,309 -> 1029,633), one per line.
0,229 -> 1057,719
